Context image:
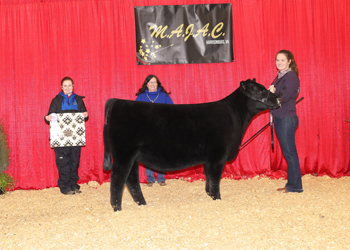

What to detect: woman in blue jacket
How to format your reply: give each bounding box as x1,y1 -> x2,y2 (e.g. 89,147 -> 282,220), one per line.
135,74 -> 173,186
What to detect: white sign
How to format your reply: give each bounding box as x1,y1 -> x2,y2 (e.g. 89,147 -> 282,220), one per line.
50,113 -> 86,148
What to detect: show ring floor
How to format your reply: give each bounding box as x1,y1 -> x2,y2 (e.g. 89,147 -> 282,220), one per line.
1,174 -> 350,249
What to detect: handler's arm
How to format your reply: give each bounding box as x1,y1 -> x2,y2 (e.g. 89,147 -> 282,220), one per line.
278,75 -> 300,101
78,97 -> 88,121
44,98 -> 58,124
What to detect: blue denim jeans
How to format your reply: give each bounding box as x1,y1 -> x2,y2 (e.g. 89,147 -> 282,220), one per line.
274,116 -> 303,192
145,168 -> 166,183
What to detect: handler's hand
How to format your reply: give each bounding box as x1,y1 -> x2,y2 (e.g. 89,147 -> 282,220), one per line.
83,112 -> 88,118
268,85 -> 276,93
45,115 -> 52,121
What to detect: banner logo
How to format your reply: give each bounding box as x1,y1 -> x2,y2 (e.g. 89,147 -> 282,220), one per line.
135,4 -> 234,65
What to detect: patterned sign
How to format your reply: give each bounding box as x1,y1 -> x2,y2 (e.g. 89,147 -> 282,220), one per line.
50,113 -> 86,148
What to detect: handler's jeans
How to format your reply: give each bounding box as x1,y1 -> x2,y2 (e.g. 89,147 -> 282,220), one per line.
274,115 -> 303,193
54,146 -> 81,194
145,168 -> 166,183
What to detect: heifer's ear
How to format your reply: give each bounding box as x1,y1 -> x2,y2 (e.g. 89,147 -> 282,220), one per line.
252,78 -> 256,82
240,81 -> 246,90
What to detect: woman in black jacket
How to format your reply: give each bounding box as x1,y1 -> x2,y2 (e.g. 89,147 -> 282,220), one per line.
45,76 -> 88,195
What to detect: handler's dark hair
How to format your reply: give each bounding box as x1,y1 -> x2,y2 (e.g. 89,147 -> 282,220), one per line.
276,50 -> 299,76
136,74 -> 171,96
61,76 -> 74,86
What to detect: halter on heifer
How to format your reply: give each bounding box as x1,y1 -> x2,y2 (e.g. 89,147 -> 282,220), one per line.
238,80 -> 303,149
239,81 -> 281,107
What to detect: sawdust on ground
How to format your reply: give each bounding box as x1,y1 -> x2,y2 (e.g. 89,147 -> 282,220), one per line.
1,174 -> 350,250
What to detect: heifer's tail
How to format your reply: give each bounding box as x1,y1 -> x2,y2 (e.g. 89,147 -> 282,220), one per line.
103,99 -> 115,171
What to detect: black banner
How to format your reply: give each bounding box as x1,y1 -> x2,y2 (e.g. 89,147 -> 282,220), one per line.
134,4 -> 234,65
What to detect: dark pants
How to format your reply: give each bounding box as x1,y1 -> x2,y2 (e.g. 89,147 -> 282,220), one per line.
54,146 -> 81,194
274,116 -> 303,192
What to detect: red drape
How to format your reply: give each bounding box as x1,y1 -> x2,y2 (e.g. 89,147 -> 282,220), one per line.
0,0 -> 349,190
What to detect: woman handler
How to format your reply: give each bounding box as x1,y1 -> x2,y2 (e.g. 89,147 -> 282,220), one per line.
268,50 -> 303,193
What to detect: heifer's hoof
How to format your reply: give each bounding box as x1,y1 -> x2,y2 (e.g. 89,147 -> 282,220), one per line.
103,162 -> 112,171
206,192 -> 221,200
103,156 -> 112,171
211,195 -> 221,200
112,205 -> 122,212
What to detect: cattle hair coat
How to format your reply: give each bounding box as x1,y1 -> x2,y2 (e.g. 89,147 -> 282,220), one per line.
103,79 -> 281,211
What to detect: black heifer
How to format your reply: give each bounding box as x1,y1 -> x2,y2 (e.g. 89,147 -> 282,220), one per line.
103,79 -> 281,211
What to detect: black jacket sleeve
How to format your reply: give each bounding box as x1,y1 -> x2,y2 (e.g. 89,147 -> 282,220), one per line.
44,95 -> 62,124
76,95 -> 88,121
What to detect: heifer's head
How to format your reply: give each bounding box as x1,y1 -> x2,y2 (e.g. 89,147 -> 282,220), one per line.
239,78 -> 281,110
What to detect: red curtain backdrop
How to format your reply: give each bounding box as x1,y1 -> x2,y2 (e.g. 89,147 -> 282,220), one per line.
0,0 -> 349,190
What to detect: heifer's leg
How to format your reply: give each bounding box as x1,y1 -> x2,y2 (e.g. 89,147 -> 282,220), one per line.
126,161 -> 146,206
203,162 -> 225,200
110,160 -> 133,211
103,124 -> 112,171
203,164 -> 210,195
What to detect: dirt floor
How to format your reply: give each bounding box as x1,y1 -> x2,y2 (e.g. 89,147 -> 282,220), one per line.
1,174 -> 350,250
